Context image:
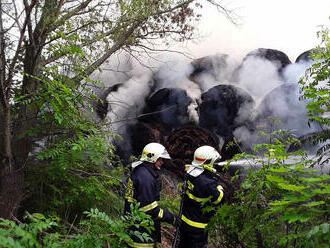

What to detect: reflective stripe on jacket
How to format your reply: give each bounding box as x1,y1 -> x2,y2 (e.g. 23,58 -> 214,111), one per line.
181,171 -> 224,231
127,241 -> 155,248
124,162 -> 174,245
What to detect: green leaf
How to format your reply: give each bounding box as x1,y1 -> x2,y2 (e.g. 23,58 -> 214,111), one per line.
301,175 -> 330,183
266,174 -> 286,183
313,188 -> 330,194
269,200 -> 290,206
278,183 -> 307,191
308,226 -> 320,237
282,212 -> 310,223
32,213 -> 46,220
269,167 -> 290,173
241,181 -> 252,189
302,201 -> 325,207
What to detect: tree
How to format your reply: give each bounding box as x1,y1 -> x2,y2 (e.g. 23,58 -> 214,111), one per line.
0,0 -> 232,219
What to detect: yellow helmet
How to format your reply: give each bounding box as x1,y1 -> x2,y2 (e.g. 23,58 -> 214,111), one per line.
140,143 -> 171,163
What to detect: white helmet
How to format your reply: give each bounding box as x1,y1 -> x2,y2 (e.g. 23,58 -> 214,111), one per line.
192,145 -> 221,168
140,143 -> 171,163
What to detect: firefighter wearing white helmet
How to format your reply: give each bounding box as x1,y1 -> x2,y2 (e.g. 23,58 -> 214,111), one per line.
186,145 -> 221,177
178,145 -> 224,248
124,142 -> 179,248
140,142 -> 171,163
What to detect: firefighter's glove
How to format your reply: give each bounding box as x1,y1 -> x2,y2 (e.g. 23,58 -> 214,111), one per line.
173,215 -> 182,228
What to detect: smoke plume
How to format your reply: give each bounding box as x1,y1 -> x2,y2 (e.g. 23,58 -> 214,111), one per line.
93,48 -> 321,161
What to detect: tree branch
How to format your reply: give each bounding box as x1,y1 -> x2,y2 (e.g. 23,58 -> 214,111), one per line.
103,105 -> 176,126
71,20 -> 143,82
69,168 -> 123,185
5,0 -> 38,96
23,0 -> 35,48
205,0 -> 239,25
49,0 -> 94,32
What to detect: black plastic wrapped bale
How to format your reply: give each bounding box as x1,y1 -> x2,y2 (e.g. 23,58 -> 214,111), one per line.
199,84 -> 255,160
232,48 -> 292,81
190,54 -> 230,80
245,48 -> 291,73
127,88 -> 194,164
295,49 -> 318,63
140,88 -> 194,128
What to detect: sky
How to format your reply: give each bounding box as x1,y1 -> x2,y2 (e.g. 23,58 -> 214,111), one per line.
181,0 -> 330,62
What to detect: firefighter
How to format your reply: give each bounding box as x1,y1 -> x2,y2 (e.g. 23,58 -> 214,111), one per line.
124,142 -> 178,248
178,145 -> 224,248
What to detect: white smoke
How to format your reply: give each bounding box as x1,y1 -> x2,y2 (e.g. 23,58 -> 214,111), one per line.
91,55 -> 153,158
283,59 -> 329,128
91,54 -> 153,129
236,56 -> 283,103
226,52 -> 324,152
94,48 -> 325,160
233,126 -> 257,151
283,60 -> 313,83
105,68 -> 152,132
154,60 -> 202,123
192,54 -> 239,91
91,54 -> 133,95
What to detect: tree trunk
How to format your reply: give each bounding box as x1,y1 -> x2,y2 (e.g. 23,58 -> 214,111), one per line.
0,167 -> 24,219
0,0 -> 24,219
2,43 -> 41,220
0,0 -> 57,219
0,105 -> 24,219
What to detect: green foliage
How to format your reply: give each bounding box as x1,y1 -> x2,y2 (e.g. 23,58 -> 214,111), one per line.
209,133 -> 329,248
122,204 -> 155,243
159,196 -> 180,217
24,97 -> 124,219
0,207 -> 154,248
25,141 -> 125,221
0,213 -> 61,248
15,56 -> 127,220
299,25 -> 330,166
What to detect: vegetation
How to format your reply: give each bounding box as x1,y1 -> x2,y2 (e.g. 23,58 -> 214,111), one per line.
0,206 -> 154,248
209,136 -> 329,248
299,26 -> 330,167
0,0 -> 328,247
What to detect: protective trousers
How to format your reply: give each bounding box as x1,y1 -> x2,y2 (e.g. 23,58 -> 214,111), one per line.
178,227 -> 208,248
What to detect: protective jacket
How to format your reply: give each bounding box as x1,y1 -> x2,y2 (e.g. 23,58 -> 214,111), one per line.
124,162 -> 175,248
179,170 -> 224,247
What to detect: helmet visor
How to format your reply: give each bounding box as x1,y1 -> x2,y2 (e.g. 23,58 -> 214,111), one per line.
132,161 -> 143,168
159,149 -> 171,159
214,156 -> 222,164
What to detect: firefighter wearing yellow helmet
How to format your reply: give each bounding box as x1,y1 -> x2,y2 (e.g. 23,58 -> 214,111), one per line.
178,145 -> 224,248
124,143 -> 179,248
